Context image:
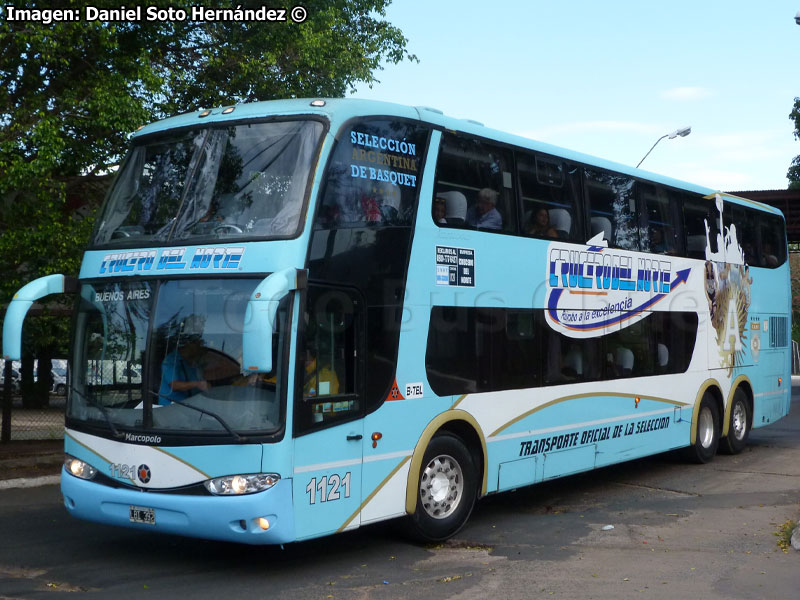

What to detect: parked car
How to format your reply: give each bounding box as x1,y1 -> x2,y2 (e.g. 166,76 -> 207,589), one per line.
32,362 -> 69,395
51,367 -> 68,395
0,367 -> 20,393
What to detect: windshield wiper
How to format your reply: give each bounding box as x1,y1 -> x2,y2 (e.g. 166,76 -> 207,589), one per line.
70,387 -> 125,439
147,390 -> 245,442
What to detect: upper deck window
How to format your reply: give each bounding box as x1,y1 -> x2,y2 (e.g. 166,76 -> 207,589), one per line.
584,168 -> 638,250
434,133 -> 517,234
518,153 -> 581,241
92,119 -> 324,247
315,119 -> 430,229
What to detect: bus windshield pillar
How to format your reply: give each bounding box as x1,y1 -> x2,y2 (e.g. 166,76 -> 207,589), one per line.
3,274 -> 75,360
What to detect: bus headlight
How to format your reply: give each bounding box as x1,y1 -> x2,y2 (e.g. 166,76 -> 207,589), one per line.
64,455 -> 98,480
204,473 -> 280,495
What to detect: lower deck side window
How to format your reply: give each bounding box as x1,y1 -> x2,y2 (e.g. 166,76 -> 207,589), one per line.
425,307 -> 698,397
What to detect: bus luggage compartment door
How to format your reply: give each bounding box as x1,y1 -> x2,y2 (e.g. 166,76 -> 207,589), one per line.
542,444 -> 597,480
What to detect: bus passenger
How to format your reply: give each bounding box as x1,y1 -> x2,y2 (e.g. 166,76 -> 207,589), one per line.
433,197 -> 447,224
466,188 -> 502,230
762,240 -> 778,267
526,208 -> 558,238
650,227 -> 669,253
303,347 -> 340,398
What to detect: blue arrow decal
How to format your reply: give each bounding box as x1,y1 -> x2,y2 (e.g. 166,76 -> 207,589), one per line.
547,268 -> 691,331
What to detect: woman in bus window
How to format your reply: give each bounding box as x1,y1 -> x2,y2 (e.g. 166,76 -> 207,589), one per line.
526,208 -> 558,238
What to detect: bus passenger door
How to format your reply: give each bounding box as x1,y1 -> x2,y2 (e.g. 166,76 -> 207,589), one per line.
292,286 -> 365,540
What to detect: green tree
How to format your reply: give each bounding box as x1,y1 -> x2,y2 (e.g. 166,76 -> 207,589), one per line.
0,1 -> 413,405
789,97 -> 800,190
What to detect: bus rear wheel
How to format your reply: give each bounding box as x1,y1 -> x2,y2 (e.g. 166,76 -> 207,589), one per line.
720,389 -> 750,455
408,433 -> 477,542
685,394 -> 720,464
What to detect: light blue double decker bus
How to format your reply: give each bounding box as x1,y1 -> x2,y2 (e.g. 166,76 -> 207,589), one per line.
3,99 -> 791,544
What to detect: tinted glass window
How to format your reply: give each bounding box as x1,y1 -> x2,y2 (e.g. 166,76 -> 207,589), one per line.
723,202 -> 757,264
683,195 -> 719,260
317,119 -> 429,229
544,325 -> 602,384
639,183 -> 681,255
295,286 -> 362,433
584,168 -> 638,250
434,134 -> 516,233
425,308 -> 698,396
651,312 -> 697,373
426,307 -> 541,396
518,153 -> 582,241
602,319 -> 653,378
758,213 -> 787,268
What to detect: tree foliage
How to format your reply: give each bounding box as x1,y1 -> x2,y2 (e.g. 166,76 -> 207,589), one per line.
0,0 -> 413,364
789,97 -> 800,190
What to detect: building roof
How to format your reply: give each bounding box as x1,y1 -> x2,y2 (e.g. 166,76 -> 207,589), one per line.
729,189 -> 800,243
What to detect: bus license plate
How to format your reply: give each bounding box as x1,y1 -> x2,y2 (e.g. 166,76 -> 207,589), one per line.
129,506 -> 155,525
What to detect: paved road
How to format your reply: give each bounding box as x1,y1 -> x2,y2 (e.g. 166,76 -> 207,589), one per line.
0,389 -> 798,599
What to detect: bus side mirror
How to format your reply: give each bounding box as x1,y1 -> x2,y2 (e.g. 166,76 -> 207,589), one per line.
3,274 -> 77,360
242,268 -> 305,374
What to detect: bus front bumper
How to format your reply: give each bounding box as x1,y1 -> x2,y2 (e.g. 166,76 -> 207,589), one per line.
61,469 -> 296,545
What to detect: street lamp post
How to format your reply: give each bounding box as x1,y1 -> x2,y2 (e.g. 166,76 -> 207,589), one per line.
636,126 -> 692,168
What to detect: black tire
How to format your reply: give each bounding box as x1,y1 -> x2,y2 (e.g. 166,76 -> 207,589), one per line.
720,389 -> 750,455
408,433 -> 478,542
684,394 -> 720,464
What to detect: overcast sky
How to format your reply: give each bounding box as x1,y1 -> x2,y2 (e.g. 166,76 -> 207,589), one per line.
354,1 -> 800,192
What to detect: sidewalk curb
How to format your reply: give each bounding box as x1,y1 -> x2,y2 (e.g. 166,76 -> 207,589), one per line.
0,474 -> 60,490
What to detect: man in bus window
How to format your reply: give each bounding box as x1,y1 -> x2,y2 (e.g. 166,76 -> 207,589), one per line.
650,226 -> 669,253
466,188 -> 502,230
158,335 -> 209,405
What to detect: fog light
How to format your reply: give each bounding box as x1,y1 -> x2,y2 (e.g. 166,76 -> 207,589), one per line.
257,517 -> 270,530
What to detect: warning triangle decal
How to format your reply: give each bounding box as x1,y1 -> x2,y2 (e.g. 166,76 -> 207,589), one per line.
386,378 -> 405,401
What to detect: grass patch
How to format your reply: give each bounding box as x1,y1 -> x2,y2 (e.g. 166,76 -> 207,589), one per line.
774,520 -> 796,553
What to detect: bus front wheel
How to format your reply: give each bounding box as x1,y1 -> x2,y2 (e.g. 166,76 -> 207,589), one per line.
685,395 -> 720,464
720,389 -> 750,455
408,433 -> 477,542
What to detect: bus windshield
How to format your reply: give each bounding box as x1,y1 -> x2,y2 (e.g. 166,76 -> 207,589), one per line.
68,279 -> 288,437
92,119 -> 324,246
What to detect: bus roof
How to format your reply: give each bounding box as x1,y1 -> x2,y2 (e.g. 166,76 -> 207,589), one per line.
133,98 -> 782,217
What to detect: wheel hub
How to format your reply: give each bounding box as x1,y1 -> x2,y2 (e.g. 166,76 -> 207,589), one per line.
731,402 -> 746,440
420,455 -> 463,520
698,406 -> 715,448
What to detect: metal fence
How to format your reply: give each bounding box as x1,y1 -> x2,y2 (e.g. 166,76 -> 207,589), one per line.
793,340 -> 800,375
0,391 -> 65,442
